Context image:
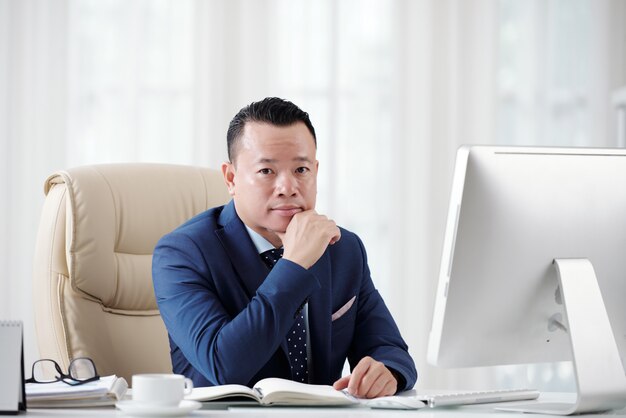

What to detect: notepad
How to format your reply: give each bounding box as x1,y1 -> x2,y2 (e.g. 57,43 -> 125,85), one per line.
0,320 -> 26,414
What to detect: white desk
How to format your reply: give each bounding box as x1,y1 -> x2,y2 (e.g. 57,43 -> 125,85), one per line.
22,394 -> 626,418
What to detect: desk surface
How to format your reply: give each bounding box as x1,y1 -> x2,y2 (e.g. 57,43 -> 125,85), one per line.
22,393 -> 626,417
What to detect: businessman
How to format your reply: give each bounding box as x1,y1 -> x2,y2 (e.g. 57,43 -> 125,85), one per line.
152,97 -> 417,398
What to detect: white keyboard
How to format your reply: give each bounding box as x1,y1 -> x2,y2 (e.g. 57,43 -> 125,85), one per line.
418,388 -> 540,408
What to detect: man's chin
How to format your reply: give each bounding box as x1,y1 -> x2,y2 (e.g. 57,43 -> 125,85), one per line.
265,226 -> 288,235
264,220 -> 291,235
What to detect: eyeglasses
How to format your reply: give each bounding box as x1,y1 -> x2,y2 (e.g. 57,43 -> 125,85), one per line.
25,357 -> 100,386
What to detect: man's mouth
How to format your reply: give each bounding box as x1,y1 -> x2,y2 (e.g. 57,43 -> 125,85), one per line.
271,206 -> 303,217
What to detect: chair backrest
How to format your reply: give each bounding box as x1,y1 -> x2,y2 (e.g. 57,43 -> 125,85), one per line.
33,163 -> 230,383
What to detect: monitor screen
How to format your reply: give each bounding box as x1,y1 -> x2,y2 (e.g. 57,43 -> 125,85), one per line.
427,146 -> 626,414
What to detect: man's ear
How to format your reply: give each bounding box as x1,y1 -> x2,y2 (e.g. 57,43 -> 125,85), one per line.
221,162 -> 236,196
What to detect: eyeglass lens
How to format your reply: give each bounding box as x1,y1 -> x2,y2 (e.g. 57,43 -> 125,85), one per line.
68,358 -> 97,381
31,359 -> 62,383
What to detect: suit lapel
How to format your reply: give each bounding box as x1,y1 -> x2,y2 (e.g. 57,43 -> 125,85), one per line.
214,201 -> 268,298
307,251 -> 332,385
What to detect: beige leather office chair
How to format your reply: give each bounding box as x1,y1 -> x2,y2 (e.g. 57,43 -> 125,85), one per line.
33,163 -> 230,383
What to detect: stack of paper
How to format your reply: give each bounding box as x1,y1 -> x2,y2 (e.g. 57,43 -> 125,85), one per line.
26,375 -> 128,408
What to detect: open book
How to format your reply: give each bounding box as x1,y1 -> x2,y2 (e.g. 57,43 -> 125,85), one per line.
186,378 -> 424,409
26,375 -> 128,408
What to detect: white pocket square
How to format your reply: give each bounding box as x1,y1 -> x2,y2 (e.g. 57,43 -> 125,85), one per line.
331,296 -> 356,321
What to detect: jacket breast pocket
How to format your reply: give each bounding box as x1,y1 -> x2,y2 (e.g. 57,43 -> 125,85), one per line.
330,302 -> 356,358
331,300 -> 357,333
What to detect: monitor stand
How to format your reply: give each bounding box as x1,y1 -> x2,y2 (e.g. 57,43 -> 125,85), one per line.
498,258 -> 626,415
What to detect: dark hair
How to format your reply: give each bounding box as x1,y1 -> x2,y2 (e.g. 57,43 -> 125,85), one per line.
226,97 -> 317,162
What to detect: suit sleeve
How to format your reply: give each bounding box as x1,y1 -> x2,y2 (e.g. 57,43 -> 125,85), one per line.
152,232 -> 320,386
347,235 -> 418,391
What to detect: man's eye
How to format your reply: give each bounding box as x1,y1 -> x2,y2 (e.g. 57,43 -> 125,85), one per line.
295,167 -> 310,174
259,168 -> 273,175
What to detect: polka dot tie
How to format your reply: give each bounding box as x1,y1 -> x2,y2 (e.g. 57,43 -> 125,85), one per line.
261,248 -> 309,383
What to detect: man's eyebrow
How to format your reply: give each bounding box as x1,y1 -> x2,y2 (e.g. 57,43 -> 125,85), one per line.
254,156 -> 313,164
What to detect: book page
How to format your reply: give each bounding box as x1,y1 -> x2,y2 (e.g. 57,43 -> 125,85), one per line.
254,378 -> 355,406
186,384 -> 260,403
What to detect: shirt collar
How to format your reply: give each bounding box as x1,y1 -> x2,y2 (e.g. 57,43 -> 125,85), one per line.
244,225 -> 279,254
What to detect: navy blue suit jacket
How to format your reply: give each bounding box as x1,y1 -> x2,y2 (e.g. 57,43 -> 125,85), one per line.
152,201 -> 417,390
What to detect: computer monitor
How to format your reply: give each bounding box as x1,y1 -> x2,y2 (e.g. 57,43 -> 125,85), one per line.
427,146 -> 626,415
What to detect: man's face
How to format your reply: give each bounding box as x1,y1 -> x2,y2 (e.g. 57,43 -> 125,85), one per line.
222,121 -> 318,245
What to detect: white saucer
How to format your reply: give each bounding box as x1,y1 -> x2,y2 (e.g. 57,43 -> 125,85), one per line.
116,400 -> 201,417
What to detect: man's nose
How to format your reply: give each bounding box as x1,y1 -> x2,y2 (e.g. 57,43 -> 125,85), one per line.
275,172 -> 298,196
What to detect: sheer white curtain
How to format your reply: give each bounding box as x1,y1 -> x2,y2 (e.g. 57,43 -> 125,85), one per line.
0,0 -> 70,371
2,0 -> 625,390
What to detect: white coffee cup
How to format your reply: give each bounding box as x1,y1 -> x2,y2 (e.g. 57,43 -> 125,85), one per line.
132,374 -> 193,406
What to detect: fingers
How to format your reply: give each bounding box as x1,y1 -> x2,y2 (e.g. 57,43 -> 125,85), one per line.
280,210 -> 341,269
332,375 -> 350,390
347,357 -> 371,396
308,211 -> 340,244
342,357 -> 398,399
365,371 -> 396,399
